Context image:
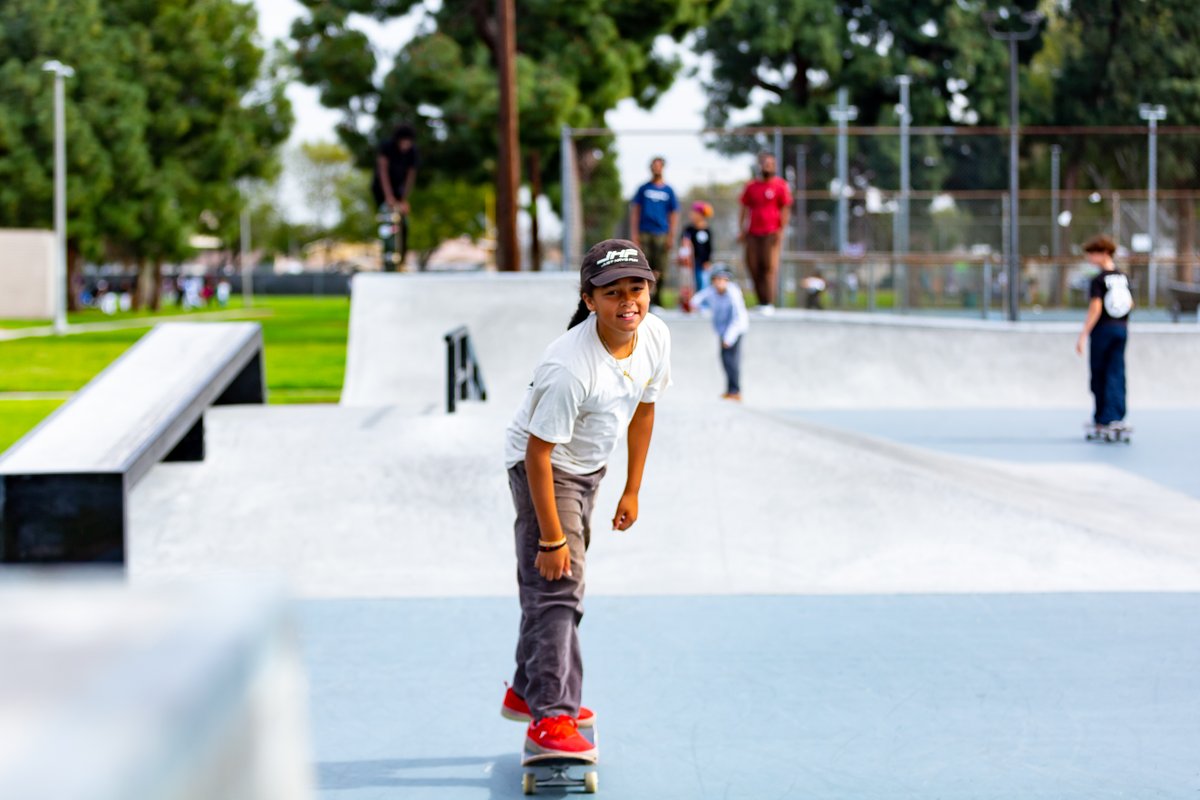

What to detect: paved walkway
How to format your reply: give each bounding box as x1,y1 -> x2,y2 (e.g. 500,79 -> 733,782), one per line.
91,275 -> 1200,798
0,308 -> 272,341
302,594 -> 1200,799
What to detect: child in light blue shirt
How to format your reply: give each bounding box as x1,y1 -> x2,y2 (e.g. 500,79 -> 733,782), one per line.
690,264 -> 749,400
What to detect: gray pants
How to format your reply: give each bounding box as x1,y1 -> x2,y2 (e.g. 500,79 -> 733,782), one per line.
507,461 -> 605,722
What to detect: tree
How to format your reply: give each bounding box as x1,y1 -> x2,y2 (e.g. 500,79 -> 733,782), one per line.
103,0 -> 293,307
290,0 -> 726,257
0,0 -> 154,307
0,0 -> 292,311
1042,0 -> 1200,279
693,0 -> 1044,201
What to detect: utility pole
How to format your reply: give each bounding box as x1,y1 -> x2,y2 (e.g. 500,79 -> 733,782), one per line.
495,0 -> 520,271
894,75 -> 912,311
1139,103 -> 1167,307
1050,144 -> 1062,306
794,145 -> 807,252
984,8 -> 1042,322
43,60 -> 74,335
828,88 -> 858,255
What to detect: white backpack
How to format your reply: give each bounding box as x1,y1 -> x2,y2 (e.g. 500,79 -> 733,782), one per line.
1103,273 -> 1133,318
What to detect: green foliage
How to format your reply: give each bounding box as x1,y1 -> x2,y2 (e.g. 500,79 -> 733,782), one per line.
0,0 -> 292,266
693,0 -> 1042,194
407,181 -> 491,264
1045,0 -> 1200,189
0,0 -> 151,260
290,0 -> 726,235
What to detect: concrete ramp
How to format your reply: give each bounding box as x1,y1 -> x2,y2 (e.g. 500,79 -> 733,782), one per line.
343,274 -> 1200,411
342,272 -> 579,413
673,312 -> 1200,408
128,402 -> 1200,597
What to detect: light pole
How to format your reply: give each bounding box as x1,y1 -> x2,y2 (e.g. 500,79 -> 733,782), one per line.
1139,103 -> 1167,308
827,87 -> 858,255
894,75 -> 912,312
984,8 -> 1043,322
43,60 -> 74,335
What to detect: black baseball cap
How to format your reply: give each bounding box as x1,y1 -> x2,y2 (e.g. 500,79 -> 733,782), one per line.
580,239 -> 657,287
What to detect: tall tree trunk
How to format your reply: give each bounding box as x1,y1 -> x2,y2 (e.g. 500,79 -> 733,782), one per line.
133,259 -> 155,311
529,150 -> 542,271
495,0 -> 521,271
67,246 -> 82,311
150,260 -> 164,311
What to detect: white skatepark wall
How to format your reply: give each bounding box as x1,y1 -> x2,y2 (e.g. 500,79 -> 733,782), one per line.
342,273 -> 1200,412
0,229 -> 55,320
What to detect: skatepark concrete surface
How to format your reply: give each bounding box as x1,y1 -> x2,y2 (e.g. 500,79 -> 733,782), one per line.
14,273 -> 1200,798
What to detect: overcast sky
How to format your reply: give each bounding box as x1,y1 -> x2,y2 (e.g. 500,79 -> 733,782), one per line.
251,0 -> 757,222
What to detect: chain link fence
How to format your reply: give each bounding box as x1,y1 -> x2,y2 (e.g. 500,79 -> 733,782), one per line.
561,125 -> 1200,314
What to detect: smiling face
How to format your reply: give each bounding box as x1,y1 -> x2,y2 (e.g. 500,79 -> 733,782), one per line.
585,277 -> 650,344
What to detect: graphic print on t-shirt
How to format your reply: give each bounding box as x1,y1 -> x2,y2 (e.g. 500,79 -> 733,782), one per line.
1102,273 -> 1133,318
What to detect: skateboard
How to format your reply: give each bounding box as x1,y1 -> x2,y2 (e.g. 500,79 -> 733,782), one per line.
377,207 -> 407,271
1084,422 -> 1132,444
521,725 -> 598,794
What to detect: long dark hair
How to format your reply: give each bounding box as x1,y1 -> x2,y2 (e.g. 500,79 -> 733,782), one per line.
568,281 -> 597,329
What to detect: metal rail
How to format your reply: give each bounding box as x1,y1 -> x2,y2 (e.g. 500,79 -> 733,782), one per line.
444,326 -> 487,414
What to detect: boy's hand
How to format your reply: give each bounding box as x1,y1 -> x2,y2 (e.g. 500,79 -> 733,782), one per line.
535,546 -> 572,581
612,492 -> 639,531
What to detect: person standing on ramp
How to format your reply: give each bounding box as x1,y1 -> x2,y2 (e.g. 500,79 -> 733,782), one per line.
1075,234 -> 1134,432
500,239 -> 672,760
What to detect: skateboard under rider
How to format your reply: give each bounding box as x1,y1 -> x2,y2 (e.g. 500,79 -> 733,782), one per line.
520,725 -> 599,794
1084,422 -> 1132,444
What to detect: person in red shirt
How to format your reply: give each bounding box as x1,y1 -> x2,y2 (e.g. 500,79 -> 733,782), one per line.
738,152 -> 792,313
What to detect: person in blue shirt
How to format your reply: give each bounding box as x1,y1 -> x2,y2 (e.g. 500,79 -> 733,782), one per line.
690,264 -> 749,400
629,157 -> 678,307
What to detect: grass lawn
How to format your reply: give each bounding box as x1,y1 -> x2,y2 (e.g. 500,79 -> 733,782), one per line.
0,296 -> 349,452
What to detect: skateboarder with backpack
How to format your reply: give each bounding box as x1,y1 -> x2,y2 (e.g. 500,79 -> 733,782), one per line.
1075,234 -> 1134,436
501,239 -> 671,770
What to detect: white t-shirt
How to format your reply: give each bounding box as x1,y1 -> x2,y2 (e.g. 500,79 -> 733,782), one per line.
505,312 -> 672,474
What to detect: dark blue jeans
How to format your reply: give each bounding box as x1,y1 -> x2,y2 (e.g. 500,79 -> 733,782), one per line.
721,337 -> 741,395
1089,323 -> 1127,424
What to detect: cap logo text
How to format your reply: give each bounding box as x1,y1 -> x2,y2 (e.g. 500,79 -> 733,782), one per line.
596,248 -> 640,268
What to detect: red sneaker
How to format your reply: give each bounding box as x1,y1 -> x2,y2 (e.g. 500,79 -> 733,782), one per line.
526,715 -> 597,761
502,686 -> 594,727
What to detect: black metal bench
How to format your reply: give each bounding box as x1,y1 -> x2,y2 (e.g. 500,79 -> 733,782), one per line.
1166,281 -> 1200,322
0,322 -> 265,564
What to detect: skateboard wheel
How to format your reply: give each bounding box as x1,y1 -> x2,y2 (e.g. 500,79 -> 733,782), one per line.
522,772 -> 537,795
584,770 -> 599,793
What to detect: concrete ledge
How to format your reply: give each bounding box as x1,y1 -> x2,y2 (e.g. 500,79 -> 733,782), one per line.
0,575 -> 313,800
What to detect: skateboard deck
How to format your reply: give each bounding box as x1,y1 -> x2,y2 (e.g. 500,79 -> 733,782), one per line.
1084,422 -> 1132,444
521,725 -> 598,794
377,208 -> 407,271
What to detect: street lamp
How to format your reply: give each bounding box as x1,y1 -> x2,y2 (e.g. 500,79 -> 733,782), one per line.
827,87 -> 858,256
1138,103 -> 1167,307
43,60 -> 74,335
984,8 -> 1043,322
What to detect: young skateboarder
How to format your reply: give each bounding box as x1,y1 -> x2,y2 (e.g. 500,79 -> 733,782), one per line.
690,264 -> 749,400
1075,234 -> 1133,430
501,239 -> 671,759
